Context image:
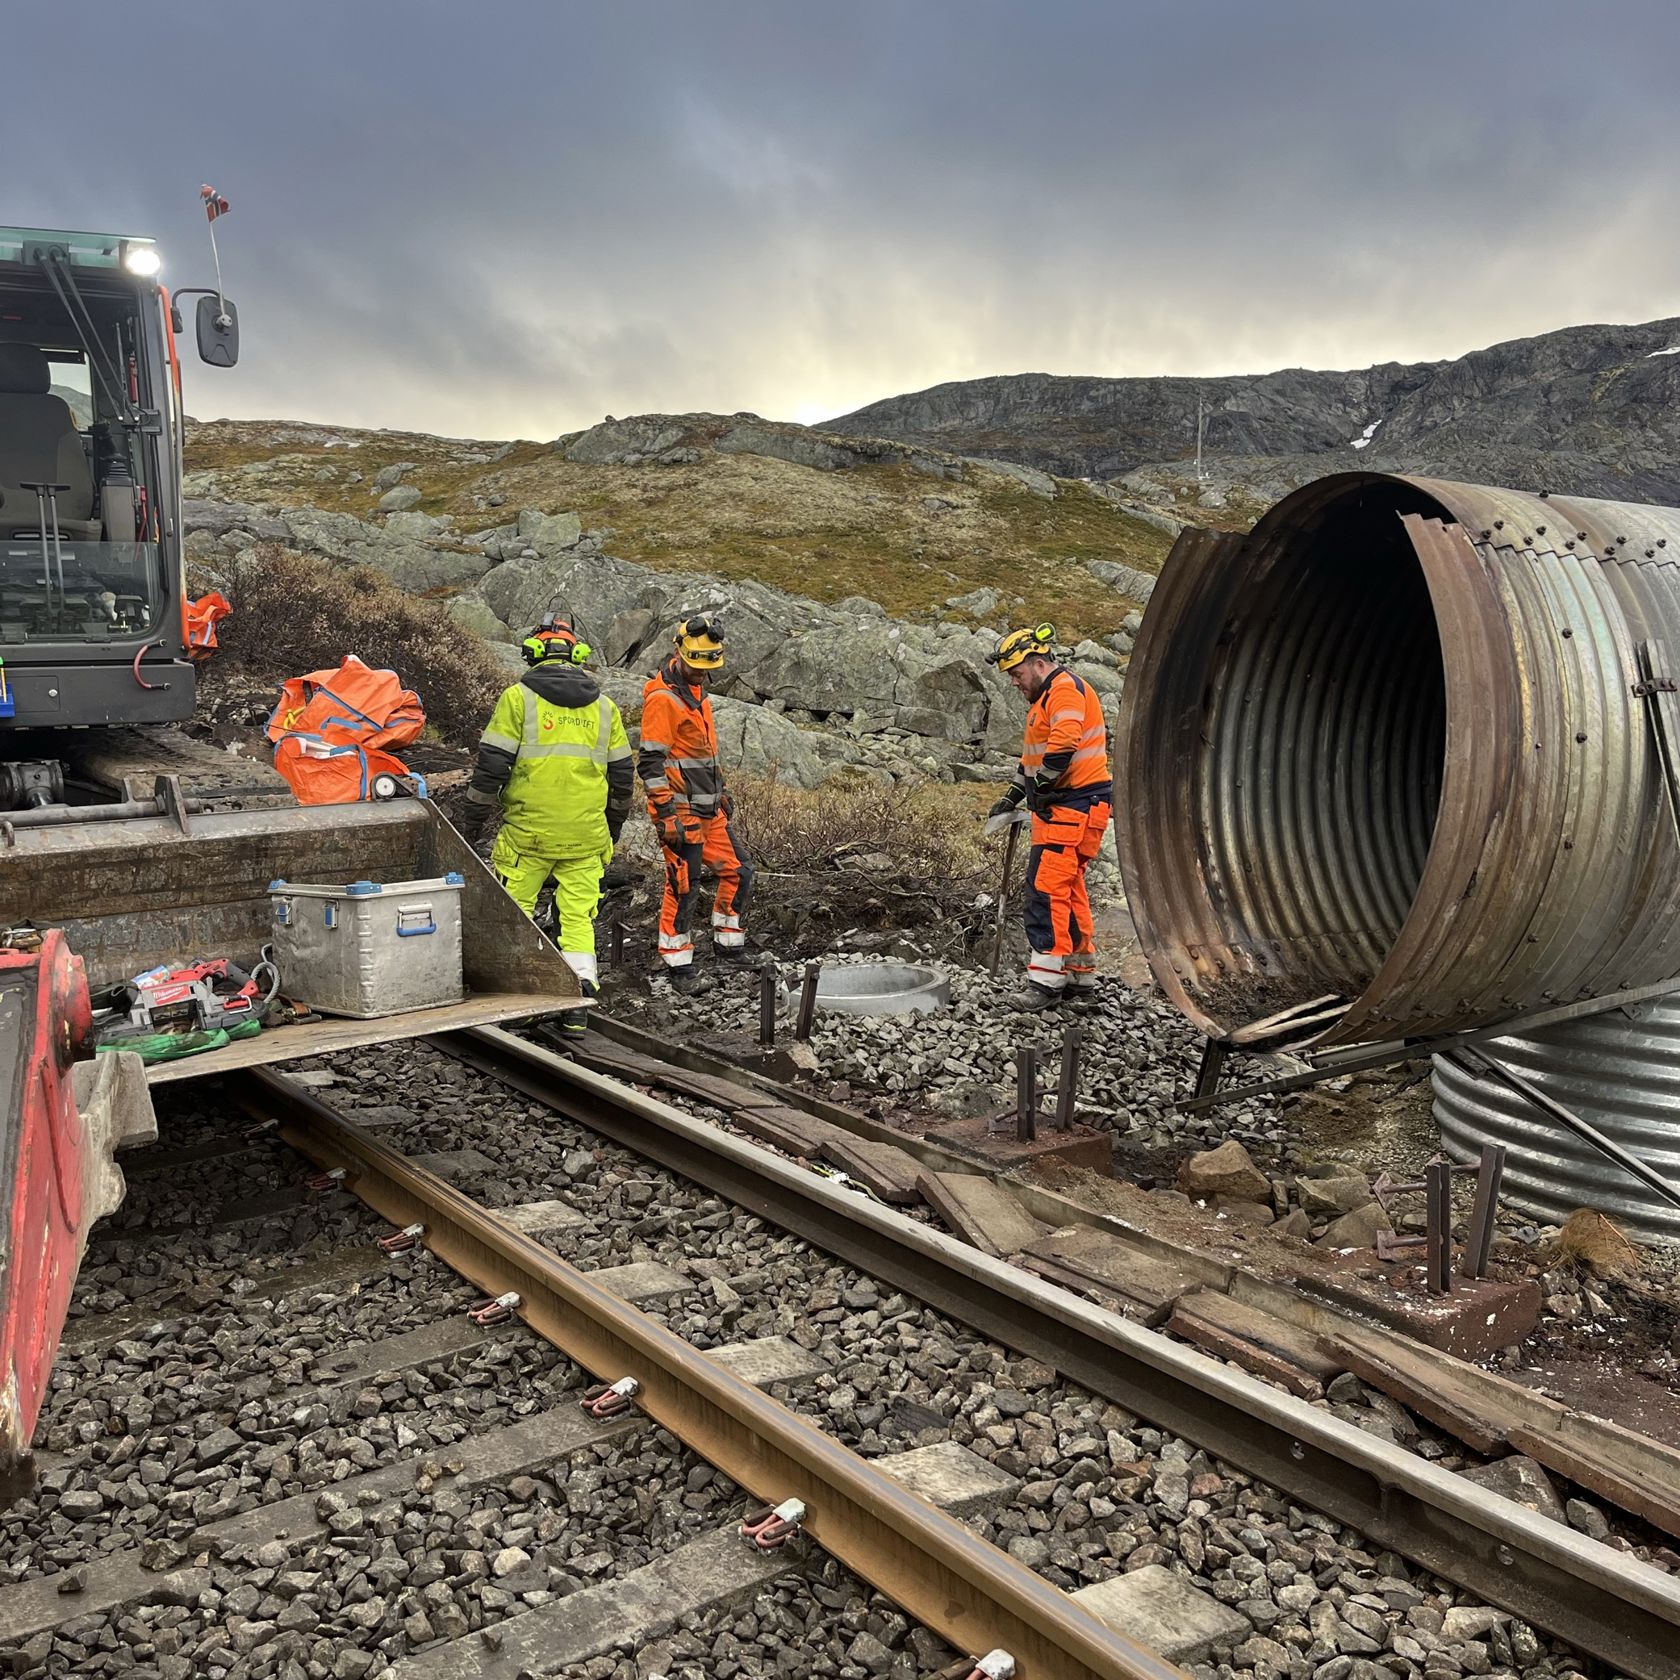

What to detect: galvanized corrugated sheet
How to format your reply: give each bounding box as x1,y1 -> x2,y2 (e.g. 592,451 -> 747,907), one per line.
1117,471 -> 1680,1048
1433,1000 -> 1680,1242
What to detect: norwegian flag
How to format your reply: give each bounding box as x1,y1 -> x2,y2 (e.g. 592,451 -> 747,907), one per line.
200,183 -> 231,222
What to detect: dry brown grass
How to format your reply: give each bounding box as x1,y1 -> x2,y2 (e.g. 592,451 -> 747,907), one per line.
1548,1207 -> 1644,1278
729,771 -> 988,928
212,546 -> 505,746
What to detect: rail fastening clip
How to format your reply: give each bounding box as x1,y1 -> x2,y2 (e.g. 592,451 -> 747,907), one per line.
580,1377 -> 641,1418
378,1223 -> 425,1254
467,1291 -> 521,1326
739,1497 -> 805,1549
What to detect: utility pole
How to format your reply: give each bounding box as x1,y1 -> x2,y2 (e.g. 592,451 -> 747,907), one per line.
1195,395 -> 1205,482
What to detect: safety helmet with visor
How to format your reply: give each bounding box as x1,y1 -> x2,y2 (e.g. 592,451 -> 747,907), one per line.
987,623 -> 1056,673
674,615 -> 725,670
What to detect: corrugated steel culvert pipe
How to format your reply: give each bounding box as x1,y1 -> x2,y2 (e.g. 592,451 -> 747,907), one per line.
1117,472 -> 1680,1229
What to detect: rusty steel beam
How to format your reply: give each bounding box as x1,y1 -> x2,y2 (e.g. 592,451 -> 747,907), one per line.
416,1026 -> 1680,1680
237,1063 -> 1184,1680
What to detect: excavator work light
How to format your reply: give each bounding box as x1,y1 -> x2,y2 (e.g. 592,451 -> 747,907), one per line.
123,245 -> 161,277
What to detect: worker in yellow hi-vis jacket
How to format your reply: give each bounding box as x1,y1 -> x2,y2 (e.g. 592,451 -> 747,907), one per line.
457,615 -> 632,1037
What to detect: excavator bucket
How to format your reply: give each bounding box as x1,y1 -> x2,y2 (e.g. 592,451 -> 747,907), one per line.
0,794 -> 581,1083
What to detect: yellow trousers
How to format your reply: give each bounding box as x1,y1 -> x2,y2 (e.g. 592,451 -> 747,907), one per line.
490,831 -> 610,987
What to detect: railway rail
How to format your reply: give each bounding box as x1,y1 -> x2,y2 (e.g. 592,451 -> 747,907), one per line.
7,1024 -> 1679,1680
276,1026 -> 1679,1679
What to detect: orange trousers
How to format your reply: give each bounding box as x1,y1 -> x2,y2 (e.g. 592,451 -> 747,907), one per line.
1023,799 -> 1111,990
656,811 -> 755,967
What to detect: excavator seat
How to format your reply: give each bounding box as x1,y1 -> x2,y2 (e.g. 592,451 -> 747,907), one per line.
0,343 -> 100,541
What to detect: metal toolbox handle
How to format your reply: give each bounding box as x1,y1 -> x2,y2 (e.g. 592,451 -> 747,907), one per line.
396,903 -> 437,938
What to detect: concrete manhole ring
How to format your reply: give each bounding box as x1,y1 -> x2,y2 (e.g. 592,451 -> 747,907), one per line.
785,959 -> 951,1017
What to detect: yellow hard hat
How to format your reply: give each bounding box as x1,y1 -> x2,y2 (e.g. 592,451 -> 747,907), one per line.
987,623 -> 1056,672
675,615 -> 725,669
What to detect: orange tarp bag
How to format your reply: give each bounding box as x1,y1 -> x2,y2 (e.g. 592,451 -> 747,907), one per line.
184,592 -> 231,659
263,654 -> 426,805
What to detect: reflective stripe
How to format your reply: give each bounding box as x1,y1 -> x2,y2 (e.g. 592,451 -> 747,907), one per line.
713,929 -> 746,948
522,740 -> 606,759
480,730 -> 519,753
562,950 -> 600,986
640,734 -> 673,751
1028,951 -> 1066,969
606,745 -> 633,761
518,692 -> 615,763
1071,743 -> 1108,765
670,756 -> 718,770
711,912 -> 741,929
1050,708 -> 1084,726
644,774 -> 672,790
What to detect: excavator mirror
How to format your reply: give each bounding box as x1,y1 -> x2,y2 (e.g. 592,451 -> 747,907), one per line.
195,295 -> 239,368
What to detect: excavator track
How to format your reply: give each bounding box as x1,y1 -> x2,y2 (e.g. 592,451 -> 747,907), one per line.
7,723 -> 290,805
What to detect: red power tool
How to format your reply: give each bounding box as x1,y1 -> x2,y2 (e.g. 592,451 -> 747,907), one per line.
115,958 -> 265,1033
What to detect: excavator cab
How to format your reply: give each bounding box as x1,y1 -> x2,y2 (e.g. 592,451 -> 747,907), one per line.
0,229 -> 196,736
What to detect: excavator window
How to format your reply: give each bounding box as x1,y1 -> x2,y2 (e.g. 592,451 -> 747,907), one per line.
0,277 -> 163,645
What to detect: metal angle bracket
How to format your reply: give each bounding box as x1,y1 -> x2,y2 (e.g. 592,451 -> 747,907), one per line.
1635,639 -> 1680,854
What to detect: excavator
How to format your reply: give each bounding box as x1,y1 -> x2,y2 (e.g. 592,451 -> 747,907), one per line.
0,225 -> 578,1498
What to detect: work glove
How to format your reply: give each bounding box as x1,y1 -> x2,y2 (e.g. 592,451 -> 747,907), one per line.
1027,776 -> 1059,815
607,815 -> 625,845
982,795 -> 1022,837
719,788 -> 734,818
455,801 -> 492,844
657,813 -> 698,850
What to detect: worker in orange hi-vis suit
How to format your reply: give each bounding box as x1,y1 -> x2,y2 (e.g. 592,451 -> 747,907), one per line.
984,623 -> 1113,1010
637,616 -> 761,993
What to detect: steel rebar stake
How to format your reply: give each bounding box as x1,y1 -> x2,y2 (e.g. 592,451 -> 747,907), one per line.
758,966 -> 777,1050
1055,1026 -> 1081,1130
608,920 -> 624,966
794,961 -> 821,1041
1459,1143 -> 1506,1281
1015,1045 -> 1038,1142
1425,1158 -> 1453,1293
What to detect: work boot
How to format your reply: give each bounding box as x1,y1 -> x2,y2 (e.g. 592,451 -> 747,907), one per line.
555,1005 -> 591,1041
664,965 -> 703,995
715,942 -> 774,969
1003,981 -> 1063,1013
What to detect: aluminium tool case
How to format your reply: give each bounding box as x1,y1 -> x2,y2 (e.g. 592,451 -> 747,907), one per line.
267,874 -> 465,1019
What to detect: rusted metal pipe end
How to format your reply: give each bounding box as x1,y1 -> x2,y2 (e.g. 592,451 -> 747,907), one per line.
1118,471 -> 1680,1050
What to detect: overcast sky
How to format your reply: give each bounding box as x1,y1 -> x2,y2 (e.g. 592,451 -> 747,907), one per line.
11,1 -> 1679,440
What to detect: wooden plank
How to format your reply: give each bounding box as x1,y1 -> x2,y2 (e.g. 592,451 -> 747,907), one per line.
1507,1424 -> 1680,1543
1023,1225 -> 1201,1326
917,1170 -> 1047,1258
1228,994 -> 1344,1047
1019,1255 -> 1133,1319
1323,1330 -> 1512,1455
730,1105 -> 853,1159
1168,1289 -> 1342,1399
819,1136 -> 925,1205
147,993 -> 573,1084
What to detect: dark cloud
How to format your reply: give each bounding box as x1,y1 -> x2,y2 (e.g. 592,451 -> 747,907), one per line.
8,0 -> 1678,438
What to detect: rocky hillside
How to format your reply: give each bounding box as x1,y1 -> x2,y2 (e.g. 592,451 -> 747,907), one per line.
185,410 -> 1172,637
826,316 -> 1680,507
182,414 -> 1158,807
